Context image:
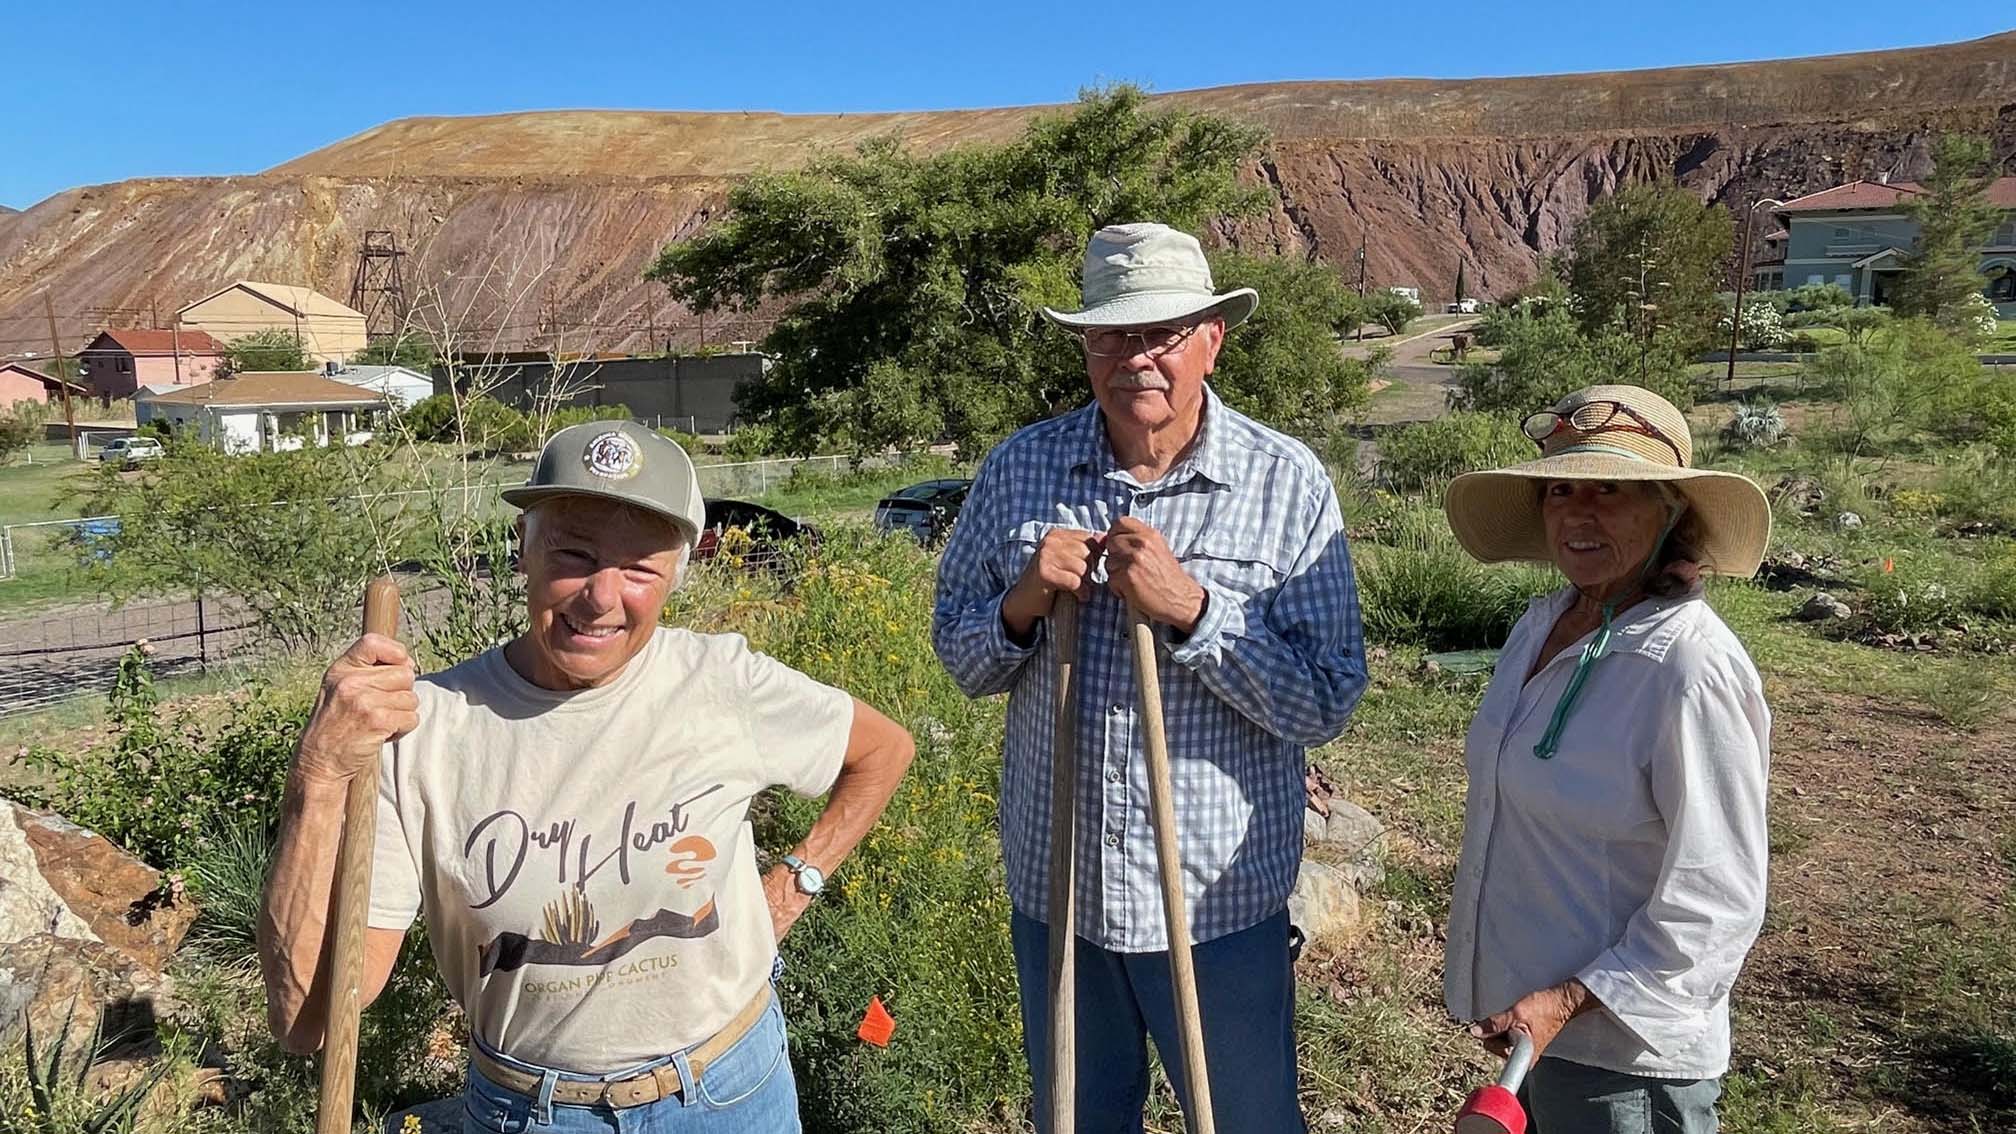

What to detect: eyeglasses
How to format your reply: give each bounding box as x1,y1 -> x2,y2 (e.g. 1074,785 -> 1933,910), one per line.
1080,323 -> 1203,359
1521,400 -> 1686,465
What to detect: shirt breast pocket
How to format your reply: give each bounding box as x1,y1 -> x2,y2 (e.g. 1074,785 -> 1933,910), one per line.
992,520 -> 1051,585
1181,531 -> 1290,603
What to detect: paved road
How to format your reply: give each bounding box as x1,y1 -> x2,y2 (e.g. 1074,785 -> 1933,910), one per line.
1359,317 -> 1482,426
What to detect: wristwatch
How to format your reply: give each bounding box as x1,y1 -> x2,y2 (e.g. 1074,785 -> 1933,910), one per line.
781,854 -> 825,897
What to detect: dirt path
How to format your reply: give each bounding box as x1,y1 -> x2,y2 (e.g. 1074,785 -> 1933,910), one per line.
1359,317 -> 1481,426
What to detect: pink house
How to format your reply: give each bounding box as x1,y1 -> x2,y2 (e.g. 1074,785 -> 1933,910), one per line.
76,328 -> 226,401
0,363 -> 84,408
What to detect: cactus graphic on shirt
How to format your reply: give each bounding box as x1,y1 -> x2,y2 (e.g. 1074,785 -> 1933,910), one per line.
541,888 -> 601,947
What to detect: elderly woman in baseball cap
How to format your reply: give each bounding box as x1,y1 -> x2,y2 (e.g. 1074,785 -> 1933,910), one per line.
1439,385 -> 1772,1133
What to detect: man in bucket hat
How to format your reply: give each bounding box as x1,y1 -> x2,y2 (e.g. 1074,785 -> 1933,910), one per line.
259,421 -> 915,1131
934,223 -> 1369,1132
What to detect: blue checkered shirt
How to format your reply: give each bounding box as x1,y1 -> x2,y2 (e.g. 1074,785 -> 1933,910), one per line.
932,388 -> 1368,952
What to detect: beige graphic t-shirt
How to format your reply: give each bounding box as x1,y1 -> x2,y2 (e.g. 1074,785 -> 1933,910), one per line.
368,627 -> 853,1074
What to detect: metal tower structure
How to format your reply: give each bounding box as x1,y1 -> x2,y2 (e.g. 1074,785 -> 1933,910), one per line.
347,230 -> 408,339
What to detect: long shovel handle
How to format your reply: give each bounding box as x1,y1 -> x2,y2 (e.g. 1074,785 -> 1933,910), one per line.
1128,605 -> 1216,1134
1046,592 -> 1081,1134
316,575 -> 400,1134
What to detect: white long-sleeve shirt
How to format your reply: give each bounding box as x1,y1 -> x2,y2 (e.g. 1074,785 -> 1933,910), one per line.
1443,587 -> 1771,1079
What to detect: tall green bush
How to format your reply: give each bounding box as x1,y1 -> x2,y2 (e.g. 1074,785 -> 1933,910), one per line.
20,650 -> 306,869
1451,305 -> 1698,414
1357,507 -> 1558,650
397,393 -> 531,451
1377,413 -> 1531,491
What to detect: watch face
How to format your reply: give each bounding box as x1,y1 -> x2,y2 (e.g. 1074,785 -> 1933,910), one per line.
795,865 -> 825,895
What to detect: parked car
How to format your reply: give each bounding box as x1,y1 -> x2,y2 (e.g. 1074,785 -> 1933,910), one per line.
693,499 -> 820,572
96,437 -> 164,468
873,478 -> 972,545
1445,298 -> 1481,314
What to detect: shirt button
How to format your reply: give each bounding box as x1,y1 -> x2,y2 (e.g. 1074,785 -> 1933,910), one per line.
1110,703 -> 1124,715
1107,770 -> 1123,783
1104,833 -> 1120,847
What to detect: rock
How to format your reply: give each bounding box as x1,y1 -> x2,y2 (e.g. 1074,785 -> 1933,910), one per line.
1798,592 -> 1852,621
1774,475 -> 1827,515
385,1097 -> 464,1134
1288,862 -> 1364,953
1,803 -> 194,971
1307,800 -> 1388,891
1303,807 -> 1328,843
0,801 -> 194,1053
1835,511 -> 1863,530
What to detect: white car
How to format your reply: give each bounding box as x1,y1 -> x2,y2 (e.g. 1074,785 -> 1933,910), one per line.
96,437 -> 165,467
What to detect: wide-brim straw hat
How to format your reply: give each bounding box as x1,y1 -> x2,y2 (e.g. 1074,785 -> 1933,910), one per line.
1041,223 -> 1258,330
1444,384 -> 1772,578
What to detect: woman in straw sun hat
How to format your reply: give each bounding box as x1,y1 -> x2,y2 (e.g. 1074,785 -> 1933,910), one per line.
1439,384 -> 1772,1134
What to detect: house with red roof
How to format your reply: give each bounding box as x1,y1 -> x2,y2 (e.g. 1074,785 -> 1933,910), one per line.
74,328 -> 226,401
1770,176 -> 2016,315
0,362 -> 86,409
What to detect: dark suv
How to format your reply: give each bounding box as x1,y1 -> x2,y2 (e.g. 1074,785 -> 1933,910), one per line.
872,478 -> 972,545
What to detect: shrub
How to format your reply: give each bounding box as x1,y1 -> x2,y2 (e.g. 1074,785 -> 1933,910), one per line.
1376,413 -> 1531,490
666,529 -> 1027,1131
1910,665 -> 2000,730
658,428 -> 704,455
1860,558 -> 1966,636
1723,400 -> 1787,450
20,650 -> 306,869
536,402 -> 632,443
1366,290 -> 1424,336
182,821 -> 276,973
1451,305 -> 1699,414
1719,298 -> 1789,350
1787,282 -> 1855,312
396,393 -> 531,451
0,407 -> 35,463
723,422 -> 781,461
1956,293 -> 2001,345
1966,544 -> 2016,620
1358,507 -> 1558,650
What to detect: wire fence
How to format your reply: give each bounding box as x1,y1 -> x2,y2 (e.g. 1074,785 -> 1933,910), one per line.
0,592 -> 255,719
0,450 -> 899,719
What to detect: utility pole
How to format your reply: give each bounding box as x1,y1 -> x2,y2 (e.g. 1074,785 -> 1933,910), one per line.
150,297 -> 161,329
42,293 -> 77,458
1726,196 -> 1784,390
1354,239 -> 1368,342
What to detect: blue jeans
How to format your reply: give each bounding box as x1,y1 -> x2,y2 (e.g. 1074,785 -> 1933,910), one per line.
1010,908 -> 1304,1134
460,995 -> 800,1133
1523,1057 -> 1721,1134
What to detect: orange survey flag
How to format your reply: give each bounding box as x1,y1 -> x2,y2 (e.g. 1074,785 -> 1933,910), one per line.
857,996 -> 895,1047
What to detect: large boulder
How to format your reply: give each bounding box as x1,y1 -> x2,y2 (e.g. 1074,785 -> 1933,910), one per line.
1287,861 -> 1365,953
0,801 -> 195,1052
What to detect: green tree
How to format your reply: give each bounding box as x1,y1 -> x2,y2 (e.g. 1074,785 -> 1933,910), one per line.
1365,290 -> 1424,336
352,333 -> 440,371
1891,134 -> 2002,338
0,401 -> 41,461
1561,183 -> 1733,350
1452,303 -> 1698,414
648,85 -> 1294,456
1207,252 -> 1373,437
71,443 -> 413,651
220,328 -> 311,375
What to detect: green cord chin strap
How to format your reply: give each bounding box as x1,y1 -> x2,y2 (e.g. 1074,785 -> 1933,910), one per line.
1532,500 -> 1687,760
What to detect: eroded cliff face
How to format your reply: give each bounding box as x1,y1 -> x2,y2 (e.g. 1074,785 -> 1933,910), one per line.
3,33 -> 2012,351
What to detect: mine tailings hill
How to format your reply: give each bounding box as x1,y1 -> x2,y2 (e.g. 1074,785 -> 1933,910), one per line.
2,31 -> 2012,351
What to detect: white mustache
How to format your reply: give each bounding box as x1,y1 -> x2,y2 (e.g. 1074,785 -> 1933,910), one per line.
1108,375 -> 1170,391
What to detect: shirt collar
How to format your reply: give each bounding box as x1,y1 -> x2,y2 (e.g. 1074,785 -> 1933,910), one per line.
1532,585 -> 1703,667
1069,384 -> 1235,489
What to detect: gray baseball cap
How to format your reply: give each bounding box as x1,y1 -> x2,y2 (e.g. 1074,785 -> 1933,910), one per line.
501,420 -> 706,544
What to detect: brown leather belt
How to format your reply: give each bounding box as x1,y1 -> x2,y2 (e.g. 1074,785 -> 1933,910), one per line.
470,984 -> 772,1108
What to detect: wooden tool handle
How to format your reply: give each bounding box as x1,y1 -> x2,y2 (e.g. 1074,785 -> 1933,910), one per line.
316,575 -> 400,1134
1046,593 -> 1080,1134
1129,606 -> 1216,1134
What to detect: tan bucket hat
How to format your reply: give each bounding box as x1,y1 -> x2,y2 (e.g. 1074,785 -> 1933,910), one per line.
1041,223 -> 1258,330
1443,384 -> 1771,578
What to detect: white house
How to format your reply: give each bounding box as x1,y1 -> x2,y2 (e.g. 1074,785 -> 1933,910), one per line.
136,371 -> 388,454
330,364 -> 435,408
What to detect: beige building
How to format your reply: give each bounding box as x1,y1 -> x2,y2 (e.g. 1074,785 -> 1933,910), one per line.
176,281 -> 369,366
136,371 -> 387,454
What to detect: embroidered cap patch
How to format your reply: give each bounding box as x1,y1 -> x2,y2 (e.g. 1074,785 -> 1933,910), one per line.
582,430 -> 643,480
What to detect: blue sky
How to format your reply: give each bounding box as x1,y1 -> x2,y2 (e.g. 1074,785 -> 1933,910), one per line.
2,2 -> 2008,209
